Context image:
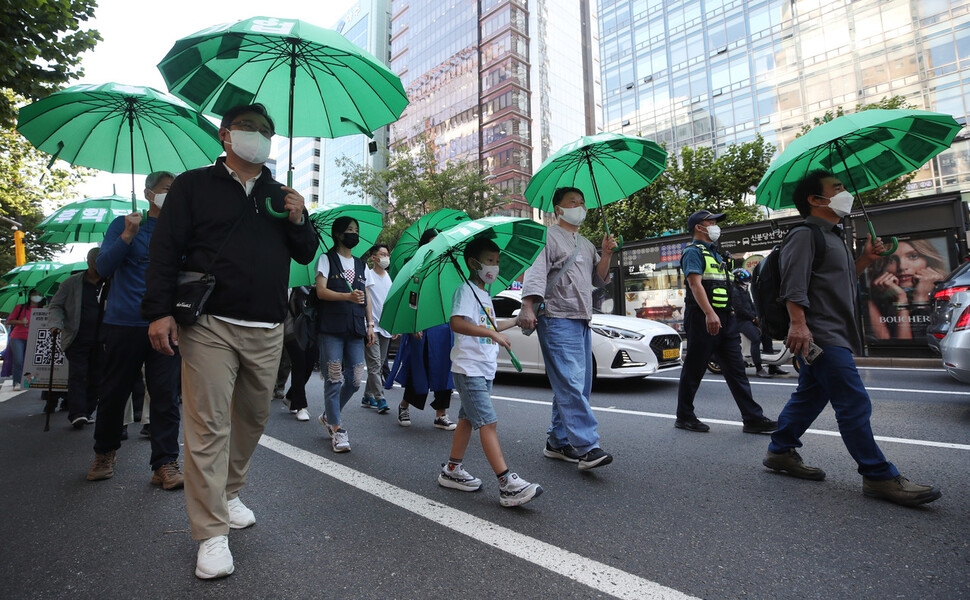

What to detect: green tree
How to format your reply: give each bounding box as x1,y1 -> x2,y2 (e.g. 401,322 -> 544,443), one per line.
0,92 -> 92,275
0,0 -> 100,129
338,134 -> 510,245
798,95 -> 917,206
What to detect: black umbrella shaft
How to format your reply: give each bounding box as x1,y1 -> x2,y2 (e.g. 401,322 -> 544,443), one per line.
287,40 -> 297,188
585,156 -> 613,239
129,109 -> 137,211
834,140 -> 873,222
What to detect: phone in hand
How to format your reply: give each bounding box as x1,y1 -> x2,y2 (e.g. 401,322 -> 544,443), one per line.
805,342 -> 824,365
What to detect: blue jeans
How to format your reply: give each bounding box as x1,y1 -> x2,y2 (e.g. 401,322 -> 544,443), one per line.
9,338 -> 26,385
768,345 -> 899,480
452,372 -> 497,429
537,316 -> 599,453
319,333 -> 365,427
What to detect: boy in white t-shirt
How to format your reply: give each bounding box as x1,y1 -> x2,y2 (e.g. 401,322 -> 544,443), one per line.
438,238 -> 542,507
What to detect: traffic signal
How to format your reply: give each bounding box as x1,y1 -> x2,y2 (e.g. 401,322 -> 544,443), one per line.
13,229 -> 25,266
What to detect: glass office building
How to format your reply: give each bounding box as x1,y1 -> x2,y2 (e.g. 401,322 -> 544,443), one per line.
597,0 -> 970,195
390,0 -> 599,217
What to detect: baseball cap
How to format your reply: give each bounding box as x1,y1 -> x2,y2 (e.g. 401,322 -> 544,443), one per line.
687,210 -> 726,233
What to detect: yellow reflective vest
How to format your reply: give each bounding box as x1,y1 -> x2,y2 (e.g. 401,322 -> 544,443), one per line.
683,242 -> 731,310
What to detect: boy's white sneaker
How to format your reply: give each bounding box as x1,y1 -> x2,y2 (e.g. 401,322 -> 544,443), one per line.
499,473 -> 543,507
195,535 -> 234,579
438,462 -> 483,492
227,496 -> 255,529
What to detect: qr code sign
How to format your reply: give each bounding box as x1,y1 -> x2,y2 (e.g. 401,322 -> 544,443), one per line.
32,329 -> 65,367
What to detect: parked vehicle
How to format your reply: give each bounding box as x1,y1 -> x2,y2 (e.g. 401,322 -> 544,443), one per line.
492,290 -> 683,379
927,261 -> 970,355
939,290 -> 970,383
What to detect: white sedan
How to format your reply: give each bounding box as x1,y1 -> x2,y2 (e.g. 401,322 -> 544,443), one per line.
492,291 -> 683,379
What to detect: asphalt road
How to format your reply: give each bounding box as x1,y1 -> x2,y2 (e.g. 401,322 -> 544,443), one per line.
0,364 -> 967,600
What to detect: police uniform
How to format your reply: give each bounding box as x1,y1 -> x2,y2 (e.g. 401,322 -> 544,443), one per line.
676,240 -> 767,425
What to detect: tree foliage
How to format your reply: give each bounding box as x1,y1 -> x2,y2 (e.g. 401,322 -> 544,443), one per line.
0,0 -> 101,129
338,134 -> 510,245
797,95 -> 916,206
0,91 -> 92,275
581,135 -> 775,241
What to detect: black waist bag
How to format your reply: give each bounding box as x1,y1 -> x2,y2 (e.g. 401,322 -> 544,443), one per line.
172,272 -> 217,326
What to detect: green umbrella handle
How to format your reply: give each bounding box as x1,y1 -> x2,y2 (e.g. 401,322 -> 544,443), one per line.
507,347 -> 523,372
866,221 -> 897,256
265,197 -> 289,219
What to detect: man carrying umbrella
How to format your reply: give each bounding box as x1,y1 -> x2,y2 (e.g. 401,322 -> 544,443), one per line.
517,186 -> 616,471
144,103 -> 318,579
763,170 -> 941,507
86,171 -> 185,488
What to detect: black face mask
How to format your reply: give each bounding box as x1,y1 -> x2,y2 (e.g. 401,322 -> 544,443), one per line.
342,232 -> 360,249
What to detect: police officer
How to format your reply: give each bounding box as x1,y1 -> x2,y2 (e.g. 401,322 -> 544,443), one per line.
675,210 -> 777,434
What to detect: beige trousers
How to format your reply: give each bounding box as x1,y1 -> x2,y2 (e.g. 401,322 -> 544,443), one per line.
179,315 -> 283,540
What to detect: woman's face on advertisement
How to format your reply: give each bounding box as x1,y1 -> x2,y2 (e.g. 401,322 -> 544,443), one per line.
891,241 -> 926,286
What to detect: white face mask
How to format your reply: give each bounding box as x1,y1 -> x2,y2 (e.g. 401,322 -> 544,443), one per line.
151,192 -> 166,209
559,205 -> 587,226
228,129 -> 272,164
703,224 -> 721,242
30,295 -> 43,303
822,191 -> 854,218
474,263 -> 500,284
377,257 -> 390,269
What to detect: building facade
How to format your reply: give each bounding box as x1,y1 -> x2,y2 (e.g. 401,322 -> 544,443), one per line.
597,0 -> 970,196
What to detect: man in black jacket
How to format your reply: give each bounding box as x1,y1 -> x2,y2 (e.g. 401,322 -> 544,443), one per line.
144,103 -> 318,580
729,268 -> 771,378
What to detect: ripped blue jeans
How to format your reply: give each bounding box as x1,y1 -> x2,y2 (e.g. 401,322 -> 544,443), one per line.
319,333 -> 366,427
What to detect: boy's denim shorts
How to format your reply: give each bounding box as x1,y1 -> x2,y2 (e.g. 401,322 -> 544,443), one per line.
452,372 -> 497,430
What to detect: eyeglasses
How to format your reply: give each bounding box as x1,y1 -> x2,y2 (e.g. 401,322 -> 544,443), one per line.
229,120 -> 273,139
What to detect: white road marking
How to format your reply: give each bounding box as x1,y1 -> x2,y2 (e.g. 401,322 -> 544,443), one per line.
491,395 -> 970,451
647,376 -> 970,396
258,434 -> 699,600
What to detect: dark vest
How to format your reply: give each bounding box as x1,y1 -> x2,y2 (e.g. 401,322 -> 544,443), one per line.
317,250 -> 367,337
683,242 -> 731,312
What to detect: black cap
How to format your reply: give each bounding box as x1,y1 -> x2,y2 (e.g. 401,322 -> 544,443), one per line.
687,210 -> 726,233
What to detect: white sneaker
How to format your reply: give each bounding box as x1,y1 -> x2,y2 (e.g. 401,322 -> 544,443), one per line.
195,535 -> 234,579
499,473 -> 543,508
227,496 -> 255,529
12,383 -> 20,391
332,428 -> 351,453
438,462 -> 482,492
295,408 -> 310,421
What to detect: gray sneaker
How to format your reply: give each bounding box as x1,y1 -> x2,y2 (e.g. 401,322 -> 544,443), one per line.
499,473 -> 542,507
763,449 -> 826,481
438,463 -> 482,492
332,428 -> 351,453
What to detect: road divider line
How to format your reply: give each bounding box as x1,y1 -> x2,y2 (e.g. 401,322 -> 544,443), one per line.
647,376 -> 970,396
491,396 -> 970,451
259,434 -> 699,600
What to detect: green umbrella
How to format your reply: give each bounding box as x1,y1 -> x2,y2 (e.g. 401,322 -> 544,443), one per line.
36,193 -> 150,244
158,16 -> 409,189
2,261 -> 63,288
289,202 -> 384,287
34,262 -> 88,297
755,109 -> 962,255
0,285 -> 30,314
388,209 -> 471,279
525,132 -> 668,244
379,217 -> 547,372
16,82 -> 223,210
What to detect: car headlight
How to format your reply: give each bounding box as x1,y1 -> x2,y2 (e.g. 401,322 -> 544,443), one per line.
590,325 -> 644,340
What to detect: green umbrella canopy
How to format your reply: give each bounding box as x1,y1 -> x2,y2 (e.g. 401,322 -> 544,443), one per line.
2,261 -> 64,288
379,217 -> 546,336
34,262 -> 88,297
16,82 -> 222,210
755,109 -> 962,210
289,202 -> 384,288
0,285 -> 30,314
388,209 -> 471,279
525,132 -> 668,213
36,194 -> 150,244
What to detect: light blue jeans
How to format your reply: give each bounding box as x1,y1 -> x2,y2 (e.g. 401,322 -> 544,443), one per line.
319,333 -> 365,427
536,316 -> 600,454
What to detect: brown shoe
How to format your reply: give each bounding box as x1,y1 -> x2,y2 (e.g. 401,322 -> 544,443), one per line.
151,461 -> 184,490
863,475 -> 941,507
763,449 -> 826,481
86,450 -> 117,481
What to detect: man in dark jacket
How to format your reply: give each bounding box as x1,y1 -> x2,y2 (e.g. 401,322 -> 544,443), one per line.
729,268 -> 771,378
144,103 -> 317,580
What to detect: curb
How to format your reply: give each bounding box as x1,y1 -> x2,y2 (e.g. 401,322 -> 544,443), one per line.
854,357 -> 942,369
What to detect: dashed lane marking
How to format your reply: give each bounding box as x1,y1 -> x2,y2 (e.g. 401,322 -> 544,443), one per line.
647,376 -> 970,396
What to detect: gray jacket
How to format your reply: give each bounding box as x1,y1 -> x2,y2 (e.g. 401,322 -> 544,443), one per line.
47,272 -> 101,352
522,225 -> 610,321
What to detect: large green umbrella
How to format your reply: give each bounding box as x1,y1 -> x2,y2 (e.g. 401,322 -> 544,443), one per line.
36,193 -> 150,244
755,109 -> 962,254
34,262 -> 88,297
16,82 -> 223,210
2,261 -> 63,288
289,202 -> 384,287
0,285 -> 30,314
158,16 -> 409,188
388,209 -> 471,279
379,217 -> 547,371
525,132 -> 668,243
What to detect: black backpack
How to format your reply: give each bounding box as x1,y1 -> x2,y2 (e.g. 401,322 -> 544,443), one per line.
752,223 -> 826,340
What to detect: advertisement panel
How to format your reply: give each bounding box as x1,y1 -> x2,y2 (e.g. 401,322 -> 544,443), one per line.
22,308 -> 69,390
